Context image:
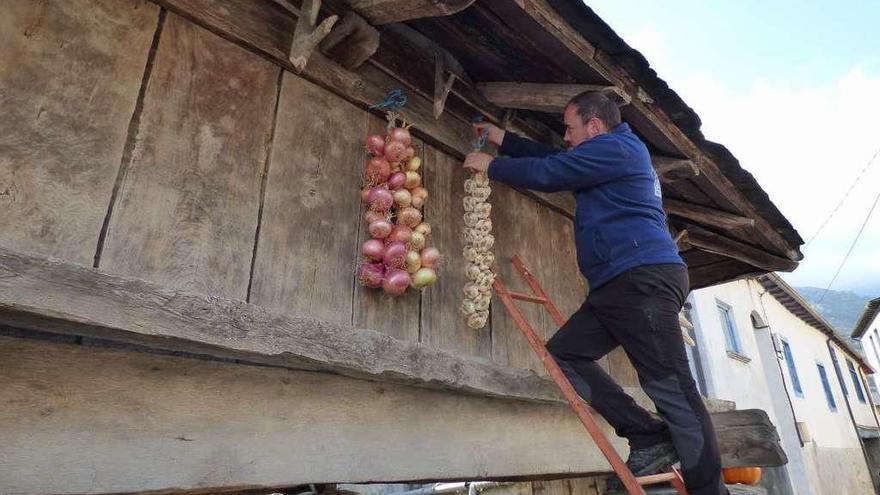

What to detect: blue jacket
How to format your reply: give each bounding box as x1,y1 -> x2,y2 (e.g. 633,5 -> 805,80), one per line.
487,123 -> 684,291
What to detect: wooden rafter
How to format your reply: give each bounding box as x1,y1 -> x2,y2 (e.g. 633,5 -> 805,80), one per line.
685,224 -> 798,273
477,81 -> 631,112
664,198 -> 756,230
289,0 -> 338,72
319,10 -> 380,70
653,154 -> 699,182
347,0 -> 476,25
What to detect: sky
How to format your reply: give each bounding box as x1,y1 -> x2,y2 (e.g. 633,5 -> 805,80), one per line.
586,0 -> 880,296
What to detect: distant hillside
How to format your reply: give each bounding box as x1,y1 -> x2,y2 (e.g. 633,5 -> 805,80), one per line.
796,286 -> 872,335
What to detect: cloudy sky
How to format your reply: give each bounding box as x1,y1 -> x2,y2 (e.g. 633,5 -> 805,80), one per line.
587,0 -> 880,295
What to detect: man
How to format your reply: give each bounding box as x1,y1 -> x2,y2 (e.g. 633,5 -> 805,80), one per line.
463,91 -> 727,495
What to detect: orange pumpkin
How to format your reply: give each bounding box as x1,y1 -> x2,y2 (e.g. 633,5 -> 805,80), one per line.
722,467 -> 762,485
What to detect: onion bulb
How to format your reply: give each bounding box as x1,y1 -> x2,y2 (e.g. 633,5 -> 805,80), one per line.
404,171 -> 421,189
364,209 -> 387,224
414,222 -> 432,236
421,247 -> 440,268
404,146 -> 415,160
388,171 -> 406,190
389,127 -> 412,147
398,207 -> 422,228
357,263 -> 384,288
383,241 -> 408,268
406,156 -> 422,172
405,250 -> 422,273
367,187 -> 393,212
361,239 -> 385,261
365,157 -> 391,184
387,225 -> 412,244
393,189 -> 412,208
411,267 -> 438,290
385,140 -> 408,164
409,231 -> 426,251
361,186 -> 372,203
368,219 -> 392,239
364,134 -> 385,156
411,186 -> 428,201
383,268 -> 411,296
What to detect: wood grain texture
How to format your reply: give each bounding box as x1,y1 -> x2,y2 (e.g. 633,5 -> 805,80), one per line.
352,116 -> 422,342
0,0 -> 158,265
420,145 -> 492,358
248,73 -> 364,324
100,13 -> 279,300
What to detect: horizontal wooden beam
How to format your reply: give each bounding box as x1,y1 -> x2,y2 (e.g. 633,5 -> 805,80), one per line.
685,224 -> 798,273
664,198 -> 756,230
652,154 -> 699,182
0,336 -> 785,494
0,247 -> 560,403
477,82 -> 631,112
347,0 -> 476,25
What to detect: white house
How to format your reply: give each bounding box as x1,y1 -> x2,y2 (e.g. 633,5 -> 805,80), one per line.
687,274 -> 878,495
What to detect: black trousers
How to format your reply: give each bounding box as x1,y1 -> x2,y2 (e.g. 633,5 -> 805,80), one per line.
546,264 -> 726,495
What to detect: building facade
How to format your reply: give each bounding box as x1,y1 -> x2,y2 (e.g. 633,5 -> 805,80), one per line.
688,275 -> 878,495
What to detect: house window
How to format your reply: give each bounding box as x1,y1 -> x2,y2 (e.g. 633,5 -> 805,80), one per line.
872,334 -> 880,366
847,359 -> 867,403
781,339 -> 804,397
716,301 -> 743,355
817,363 -> 837,412
830,348 -> 847,397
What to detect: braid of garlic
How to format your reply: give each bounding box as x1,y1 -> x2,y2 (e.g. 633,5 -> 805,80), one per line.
460,172 -> 495,329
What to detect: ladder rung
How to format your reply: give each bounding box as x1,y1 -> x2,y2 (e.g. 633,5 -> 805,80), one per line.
636,472 -> 677,485
507,291 -> 548,304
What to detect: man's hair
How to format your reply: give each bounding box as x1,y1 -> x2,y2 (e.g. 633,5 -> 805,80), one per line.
566,91 -> 621,128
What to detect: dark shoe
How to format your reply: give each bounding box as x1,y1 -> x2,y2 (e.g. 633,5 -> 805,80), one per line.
604,441 -> 680,493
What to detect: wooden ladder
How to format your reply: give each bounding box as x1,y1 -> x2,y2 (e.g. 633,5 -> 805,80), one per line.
492,254 -> 688,495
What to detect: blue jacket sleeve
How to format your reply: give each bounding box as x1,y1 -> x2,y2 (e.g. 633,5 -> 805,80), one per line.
499,132 -> 559,158
487,135 -> 633,193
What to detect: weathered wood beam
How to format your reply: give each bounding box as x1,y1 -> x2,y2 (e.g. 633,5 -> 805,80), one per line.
0,336 -> 785,494
0,247 -> 560,403
653,154 -> 699,182
347,0 -> 476,25
508,0 -> 801,262
685,224 -> 798,273
433,49 -> 456,118
477,82 -> 630,112
664,198 -> 756,230
290,0 -> 339,72
319,11 -> 380,70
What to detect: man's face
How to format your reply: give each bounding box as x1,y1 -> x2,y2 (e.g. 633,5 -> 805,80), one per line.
563,104 -> 605,149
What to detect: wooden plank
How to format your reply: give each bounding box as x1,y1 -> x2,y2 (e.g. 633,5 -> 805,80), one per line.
248,73 -> 365,324
0,0 -> 158,265
420,145 -> 492,357
348,0 -> 477,25
0,246 -> 561,403
664,198 -> 755,230
532,480 -> 571,495
352,117 -> 422,342
567,478 -> 600,495
477,82 -> 630,112
99,13 -> 279,300
490,184 -> 548,373
0,336 -> 612,494
685,224 -> 798,273
0,336 -> 786,494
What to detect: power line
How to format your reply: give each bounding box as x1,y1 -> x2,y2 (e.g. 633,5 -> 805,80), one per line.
817,184 -> 880,305
806,146 -> 880,246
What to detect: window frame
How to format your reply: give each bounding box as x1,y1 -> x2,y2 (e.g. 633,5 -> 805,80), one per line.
817,362 -> 838,412
716,300 -> 744,356
847,359 -> 867,404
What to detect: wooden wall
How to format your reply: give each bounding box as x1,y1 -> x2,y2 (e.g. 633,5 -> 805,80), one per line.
0,0 -> 640,386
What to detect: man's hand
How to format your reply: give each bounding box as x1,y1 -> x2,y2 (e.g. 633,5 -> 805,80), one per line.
474,122 -> 505,147
463,152 -> 493,174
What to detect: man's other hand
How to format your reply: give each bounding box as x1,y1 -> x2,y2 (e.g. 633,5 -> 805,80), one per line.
473,122 -> 505,147
463,152 -> 493,174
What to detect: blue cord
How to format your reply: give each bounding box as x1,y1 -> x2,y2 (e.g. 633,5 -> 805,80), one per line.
471,115 -> 489,150
369,89 -> 408,111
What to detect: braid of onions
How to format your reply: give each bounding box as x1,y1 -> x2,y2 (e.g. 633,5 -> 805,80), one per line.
460,172 -> 494,329
357,111 -> 439,297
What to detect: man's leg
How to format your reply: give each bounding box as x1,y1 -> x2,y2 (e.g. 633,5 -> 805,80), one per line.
592,264 -> 726,495
546,299 -> 671,450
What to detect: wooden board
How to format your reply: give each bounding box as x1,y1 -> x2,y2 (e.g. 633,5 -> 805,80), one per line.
532,480 -> 571,495
352,117 -> 422,342
490,184 -> 548,373
248,73 -> 364,324
0,0 -> 158,265
99,13 -> 279,300
420,145 -> 491,358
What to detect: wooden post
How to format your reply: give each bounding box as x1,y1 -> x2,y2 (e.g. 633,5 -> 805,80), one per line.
433,51 -> 456,119
290,0 -> 338,72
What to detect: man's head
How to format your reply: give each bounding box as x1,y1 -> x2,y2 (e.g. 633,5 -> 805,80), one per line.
563,91 -> 621,148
